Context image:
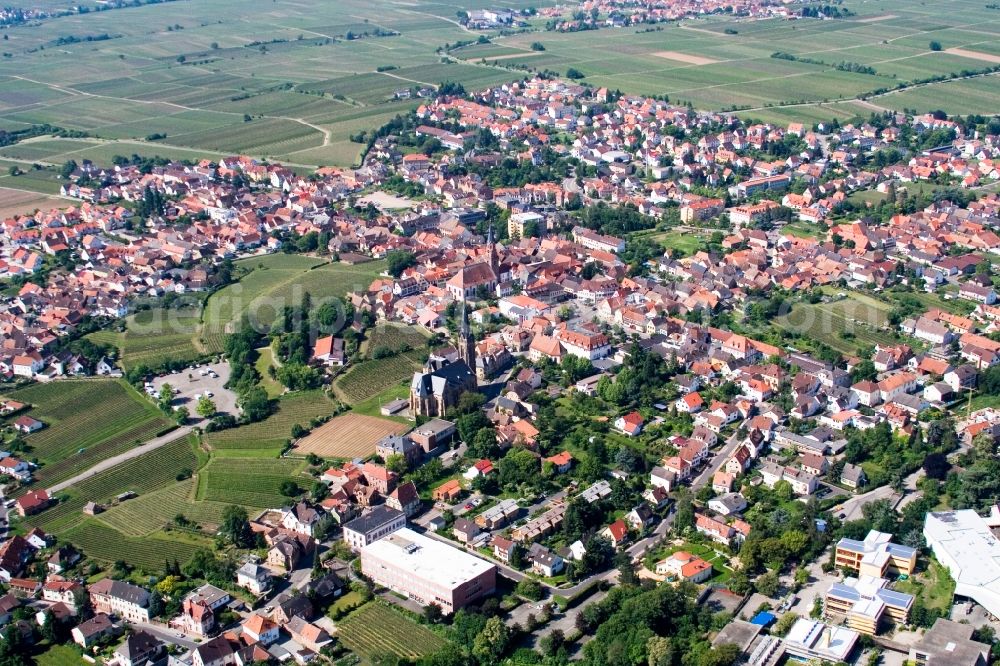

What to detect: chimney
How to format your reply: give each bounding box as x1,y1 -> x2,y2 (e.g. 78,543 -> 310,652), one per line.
819,627 -> 832,649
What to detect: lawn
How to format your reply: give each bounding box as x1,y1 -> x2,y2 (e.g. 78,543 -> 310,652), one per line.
337,602 -> 448,661
3,378 -> 173,486
34,644 -> 88,666
895,558 -> 955,612
255,346 -> 285,398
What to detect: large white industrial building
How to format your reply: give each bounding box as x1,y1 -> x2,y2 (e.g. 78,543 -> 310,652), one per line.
923,508 -> 1000,620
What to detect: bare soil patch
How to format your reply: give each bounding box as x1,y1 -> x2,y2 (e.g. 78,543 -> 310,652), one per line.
357,190 -> 414,210
293,412 -> 408,458
0,187 -> 66,218
651,51 -> 718,66
945,48 -> 1000,65
484,51 -> 544,61
855,14 -> 897,23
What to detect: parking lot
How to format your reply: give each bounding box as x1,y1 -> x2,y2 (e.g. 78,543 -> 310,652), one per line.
149,361 -> 239,422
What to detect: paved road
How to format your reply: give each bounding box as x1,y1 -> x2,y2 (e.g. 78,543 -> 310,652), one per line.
130,619 -> 200,650
48,426 -> 193,493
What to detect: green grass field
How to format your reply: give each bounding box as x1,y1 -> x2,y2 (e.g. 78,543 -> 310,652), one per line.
895,558 -> 955,613
203,389 -> 337,450
34,644 -> 89,666
337,602 -> 448,661
3,378 -> 173,486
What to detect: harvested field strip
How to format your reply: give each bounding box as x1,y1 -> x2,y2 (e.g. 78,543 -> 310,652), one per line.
651,51 -> 719,66
293,412 -> 408,458
945,48 -> 1000,64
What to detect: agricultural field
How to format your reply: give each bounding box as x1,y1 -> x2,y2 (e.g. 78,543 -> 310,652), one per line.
334,349 -> 426,404
2,378 -> 173,486
775,291 -> 898,354
453,0 -> 1000,117
196,456 -> 308,508
0,0 -> 994,188
203,389 -> 337,451
0,0 -> 534,174
25,433 -> 200,533
201,256 -> 385,351
0,185 -> 69,218
365,323 -> 430,358
293,412 -> 408,458
88,306 -> 206,371
98,478 -> 237,536
61,519 -> 211,572
337,602 -> 448,662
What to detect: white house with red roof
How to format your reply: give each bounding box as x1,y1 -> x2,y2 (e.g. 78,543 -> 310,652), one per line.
614,411 -> 645,436
601,519 -> 629,549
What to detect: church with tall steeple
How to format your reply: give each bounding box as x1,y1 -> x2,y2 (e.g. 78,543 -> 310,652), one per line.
409,297 -> 479,418
458,297 -> 477,371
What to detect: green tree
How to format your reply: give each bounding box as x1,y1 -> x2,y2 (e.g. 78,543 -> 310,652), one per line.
386,250 -> 417,278
220,505 -> 253,548
472,616 -> 511,665
196,396 -> 216,418
755,571 -> 780,598
60,159 -> 78,179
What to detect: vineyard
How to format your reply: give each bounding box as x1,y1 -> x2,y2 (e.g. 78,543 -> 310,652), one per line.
99,479 -> 238,536
87,308 -> 205,371
293,413 -> 408,458
26,434 -> 199,533
4,379 -> 173,486
197,457 -> 308,508
200,257 -> 384,348
61,520 -> 210,572
334,350 -> 426,404
365,323 -> 429,358
118,308 -> 204,370
337,603 -> 447,661
204,390 -> 337,451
